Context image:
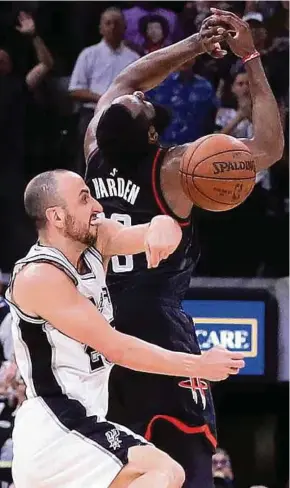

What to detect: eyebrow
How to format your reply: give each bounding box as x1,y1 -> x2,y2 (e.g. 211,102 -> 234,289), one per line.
79,188 -> 90,197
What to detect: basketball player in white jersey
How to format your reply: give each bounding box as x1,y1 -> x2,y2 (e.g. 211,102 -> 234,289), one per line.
6,169 -> 245,488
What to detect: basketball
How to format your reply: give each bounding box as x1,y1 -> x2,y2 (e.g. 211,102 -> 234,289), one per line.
179,134 -> 256,211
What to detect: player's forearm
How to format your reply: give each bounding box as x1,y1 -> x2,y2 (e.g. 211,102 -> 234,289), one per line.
105,223 -> 150,257
115,34 -> 204,92
104,215 -> 180,257
32,35 -> 54,69
109,330 -> 201,378
70,89 -> 100,104
246,57 -> 284,168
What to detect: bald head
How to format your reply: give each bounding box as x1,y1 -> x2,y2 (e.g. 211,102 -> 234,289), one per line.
24,169 -> 69,230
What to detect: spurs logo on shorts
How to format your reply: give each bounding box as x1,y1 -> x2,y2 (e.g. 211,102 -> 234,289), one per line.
178,378 -> 208,410
105,429 -> 122,451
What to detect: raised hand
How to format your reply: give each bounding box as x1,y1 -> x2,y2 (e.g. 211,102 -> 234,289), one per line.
197,345 -> 245,381
144,215 -> 182,269
199,16 -> 228,58
209,8 -> 256,58
16,11 -> 36,36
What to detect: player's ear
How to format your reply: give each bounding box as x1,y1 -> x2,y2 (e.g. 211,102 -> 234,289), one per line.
45,207 -> 65,228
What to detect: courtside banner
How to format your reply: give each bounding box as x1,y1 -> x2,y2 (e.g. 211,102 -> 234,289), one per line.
182,300 -> 265,375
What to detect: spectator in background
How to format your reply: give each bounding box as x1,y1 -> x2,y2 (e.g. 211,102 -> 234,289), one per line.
148,58 -> 217,145
212,448 -> 234,488
139,14 -> 170,54
215,69 -> 252,138
0,11 -> 53,273
0,275 -> 13,366
123,2 -> 181,49
69,7 -> 139,174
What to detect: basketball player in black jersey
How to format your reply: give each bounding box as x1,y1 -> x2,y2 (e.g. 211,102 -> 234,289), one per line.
85,9 -> 284,488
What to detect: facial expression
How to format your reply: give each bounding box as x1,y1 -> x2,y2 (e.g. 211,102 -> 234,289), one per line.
100,10 -> 125,46
212,451 -> 233,480
146,21 -> 164,44
0,50 -> 12,75
113,91 -> 155,121
48,173 -> 103,247
232,72 -> 250,99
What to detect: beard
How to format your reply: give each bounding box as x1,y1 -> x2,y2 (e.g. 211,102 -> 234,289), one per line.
63,212 -> 97,248
97,102 -> 172,174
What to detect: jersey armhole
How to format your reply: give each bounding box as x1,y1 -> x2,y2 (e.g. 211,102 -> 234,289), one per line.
151,148 -> 191,227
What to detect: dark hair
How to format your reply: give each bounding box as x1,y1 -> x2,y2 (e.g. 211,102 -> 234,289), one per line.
100,6 -> 125,23
139,14 -> 170,41
96,104 -> 150,165
96,102 -> 171,168
24,169 -> 67,230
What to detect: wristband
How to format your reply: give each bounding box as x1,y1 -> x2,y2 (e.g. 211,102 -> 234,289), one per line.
242,50 -> 260,64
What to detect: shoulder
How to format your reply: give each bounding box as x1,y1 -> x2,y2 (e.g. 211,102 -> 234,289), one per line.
15,262 -> 66,288
77,43 -> 102,60
122,44 -> 140,61
161,144 -> 188,171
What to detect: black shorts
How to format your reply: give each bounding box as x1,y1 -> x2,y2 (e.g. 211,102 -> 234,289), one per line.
107,299 -> 216,486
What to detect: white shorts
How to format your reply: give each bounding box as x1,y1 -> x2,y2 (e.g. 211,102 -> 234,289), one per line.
12,397 -> 148,488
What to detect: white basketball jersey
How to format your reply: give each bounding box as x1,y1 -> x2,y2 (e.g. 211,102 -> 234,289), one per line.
6,242 -> 114,418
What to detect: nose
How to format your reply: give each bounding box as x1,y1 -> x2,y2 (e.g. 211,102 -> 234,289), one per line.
134,91 -> 145,102
94,200 -> 103,213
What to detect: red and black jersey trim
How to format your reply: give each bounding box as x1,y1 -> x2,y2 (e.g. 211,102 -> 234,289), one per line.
145,414 -> 217,450
151,148 -> 191,227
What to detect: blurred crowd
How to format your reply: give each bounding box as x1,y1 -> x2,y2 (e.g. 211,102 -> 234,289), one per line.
0,3 -> 288,484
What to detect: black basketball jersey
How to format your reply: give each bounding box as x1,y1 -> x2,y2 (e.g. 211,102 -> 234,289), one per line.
86,145 -> 200,303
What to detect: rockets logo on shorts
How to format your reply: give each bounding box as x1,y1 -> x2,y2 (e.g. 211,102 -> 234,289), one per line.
178,378 -> 208,410
105,429 -> 122,451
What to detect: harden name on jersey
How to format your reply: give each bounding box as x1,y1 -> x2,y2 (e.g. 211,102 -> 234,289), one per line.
91,174 -> 140,205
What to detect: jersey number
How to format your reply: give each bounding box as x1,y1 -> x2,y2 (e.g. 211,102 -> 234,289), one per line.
85,346 -> 105,372
110,213 -> 134,273
85,296 -> 106,372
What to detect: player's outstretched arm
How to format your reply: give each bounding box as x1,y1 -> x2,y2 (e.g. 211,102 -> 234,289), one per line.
12,263 -> 245,381
208,8 -> 284,171
96,215 -> 182,269
96,25 -> 226,113
84,19 -> 228,159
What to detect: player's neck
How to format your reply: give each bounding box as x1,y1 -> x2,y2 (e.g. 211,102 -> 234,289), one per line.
38,233 -> 86,269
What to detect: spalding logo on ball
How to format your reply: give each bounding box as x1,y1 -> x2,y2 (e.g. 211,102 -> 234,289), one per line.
179,134 -> 256,211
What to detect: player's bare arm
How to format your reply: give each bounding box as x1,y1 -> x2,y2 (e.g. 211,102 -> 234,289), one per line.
96,215 -> 182,269
84,20 -> 228,159
207,8 -> 284,171
159,8 -> 284,217
12,263 -> 245,381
